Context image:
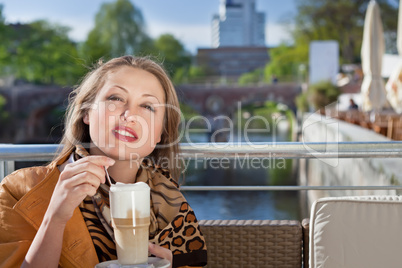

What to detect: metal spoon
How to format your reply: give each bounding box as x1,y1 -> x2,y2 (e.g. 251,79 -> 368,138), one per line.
104,166 -> 113,186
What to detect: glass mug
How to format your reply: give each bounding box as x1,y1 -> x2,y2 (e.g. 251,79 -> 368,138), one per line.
109,182 -> 150,265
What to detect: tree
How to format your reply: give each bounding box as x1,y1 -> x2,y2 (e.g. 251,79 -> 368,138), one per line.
153,34 -> 191,80
154,34 -> 191,72
292,0 -> 398,63
0,5 -> 14,76
81,0 -> 152,61
174,66 -> 207,85
0,4 -> 4,24
0,19 -> 84,85
264,44 -> 306,82
238,68 -> 264,85
296,81 -> 341,112
0,94 -> 9,137
17,21 -> 83,85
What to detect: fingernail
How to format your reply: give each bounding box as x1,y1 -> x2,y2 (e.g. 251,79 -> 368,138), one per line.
108,158 -> 115,165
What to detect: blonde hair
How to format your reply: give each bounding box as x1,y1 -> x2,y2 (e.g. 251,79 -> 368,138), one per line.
55,56 -> 182,180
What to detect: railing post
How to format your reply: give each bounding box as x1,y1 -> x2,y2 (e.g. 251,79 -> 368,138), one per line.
0,160 -> 15,182
0,161 -> 3,182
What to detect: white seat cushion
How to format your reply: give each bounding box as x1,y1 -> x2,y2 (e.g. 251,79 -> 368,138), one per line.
309,196 -> 402,268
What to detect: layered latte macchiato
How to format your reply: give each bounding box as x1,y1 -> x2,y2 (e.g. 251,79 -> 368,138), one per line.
110,182 -> 150,265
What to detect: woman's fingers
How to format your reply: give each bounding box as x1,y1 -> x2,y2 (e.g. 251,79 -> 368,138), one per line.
72,180 -> 98,197
68,172 -> 102,195
47,155 -> 116,224
62,155 -> 115,184
148,243 -> 173,268
69,155 -> 115,168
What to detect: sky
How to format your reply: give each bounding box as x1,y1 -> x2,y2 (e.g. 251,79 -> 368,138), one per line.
0,0 -> 297,54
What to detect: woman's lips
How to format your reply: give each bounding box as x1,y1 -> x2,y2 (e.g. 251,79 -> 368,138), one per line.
113,126 -> 138,143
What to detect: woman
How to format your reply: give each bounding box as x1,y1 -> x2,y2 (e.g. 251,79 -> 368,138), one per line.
0,56 -> 207,267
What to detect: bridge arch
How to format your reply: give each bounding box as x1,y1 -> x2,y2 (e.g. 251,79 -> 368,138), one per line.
0,84 -> 71,143
177,83 -> 301,117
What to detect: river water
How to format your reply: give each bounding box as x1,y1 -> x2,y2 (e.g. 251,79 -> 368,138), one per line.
179,130 -> 301,221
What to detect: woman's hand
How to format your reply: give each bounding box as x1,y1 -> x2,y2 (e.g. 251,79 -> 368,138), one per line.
22,156 -> 115,267
47,155 -> 115,225
149,242 -> 173,268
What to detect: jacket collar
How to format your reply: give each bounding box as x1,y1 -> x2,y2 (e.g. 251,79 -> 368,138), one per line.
13,150 -> 99,267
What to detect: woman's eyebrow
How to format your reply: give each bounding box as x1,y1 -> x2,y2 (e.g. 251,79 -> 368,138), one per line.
112,85 -> 161,103
142,94 -> 161,104
112,85 -> 128,93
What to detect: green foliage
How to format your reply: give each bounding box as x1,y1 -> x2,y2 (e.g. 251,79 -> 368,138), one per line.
0,4 -> 4,24
292,0 -> 398,63
80,0 -> 152,61
0,20 -> 84,85
186,66 -> 207,84
297,81 -> 341,111
154,34 -> 191,76
188,66 -> 206,78
265,1 -> 398,81
80,0 -> 191,81
0,94 -> 8,119
269,159 -> 294,185
180,102 -> 200,121
0,1 -> 196,86
309,81 -> 341,110
238,68 -> 263,86
180,102 -> 207,129
174,66 -> 207,85
0,94 -> 9,136
236,101 -> 293,131
295,92 -> 309,113
0,5 -> 9,72
264,44 -> 307,82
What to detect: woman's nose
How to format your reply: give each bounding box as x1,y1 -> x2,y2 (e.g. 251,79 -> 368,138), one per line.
121,109 -> 137,123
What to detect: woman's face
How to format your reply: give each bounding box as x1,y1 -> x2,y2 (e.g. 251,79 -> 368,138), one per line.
84,66 -> 166,162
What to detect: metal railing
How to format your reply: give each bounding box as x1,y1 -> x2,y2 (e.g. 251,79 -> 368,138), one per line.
1,141 -> 402,191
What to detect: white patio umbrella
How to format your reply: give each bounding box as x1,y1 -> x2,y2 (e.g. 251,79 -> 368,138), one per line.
361,0 -> 386,112
385,0 -> 402,113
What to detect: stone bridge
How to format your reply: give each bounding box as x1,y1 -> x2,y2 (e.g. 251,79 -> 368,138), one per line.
0,82 -> 301,143
0,84 -> 71,143
176,83 -> 301,116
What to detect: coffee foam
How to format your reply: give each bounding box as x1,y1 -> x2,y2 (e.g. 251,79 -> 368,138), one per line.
110,182 -> 150,219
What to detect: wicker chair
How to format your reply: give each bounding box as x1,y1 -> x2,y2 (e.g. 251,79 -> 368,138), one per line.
199,219 -> 305,268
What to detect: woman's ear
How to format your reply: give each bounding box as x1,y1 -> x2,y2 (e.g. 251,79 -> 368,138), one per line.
83,113 -> 89,125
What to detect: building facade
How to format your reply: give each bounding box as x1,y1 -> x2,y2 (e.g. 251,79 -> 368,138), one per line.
212,0 -> 265,48
197,47 -> 269,79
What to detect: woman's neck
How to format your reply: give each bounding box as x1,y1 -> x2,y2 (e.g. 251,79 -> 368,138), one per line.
88,144 -> 142,183
107,160 -> 141,184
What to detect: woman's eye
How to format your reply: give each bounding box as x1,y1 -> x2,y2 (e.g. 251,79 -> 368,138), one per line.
143,104 -> 155,112
107,95 -> 123,102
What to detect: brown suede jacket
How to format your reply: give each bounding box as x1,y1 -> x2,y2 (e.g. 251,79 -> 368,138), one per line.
0,152 -> 100,268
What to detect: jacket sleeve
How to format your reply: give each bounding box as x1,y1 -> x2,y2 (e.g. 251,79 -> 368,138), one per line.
0,182 -> 37,268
